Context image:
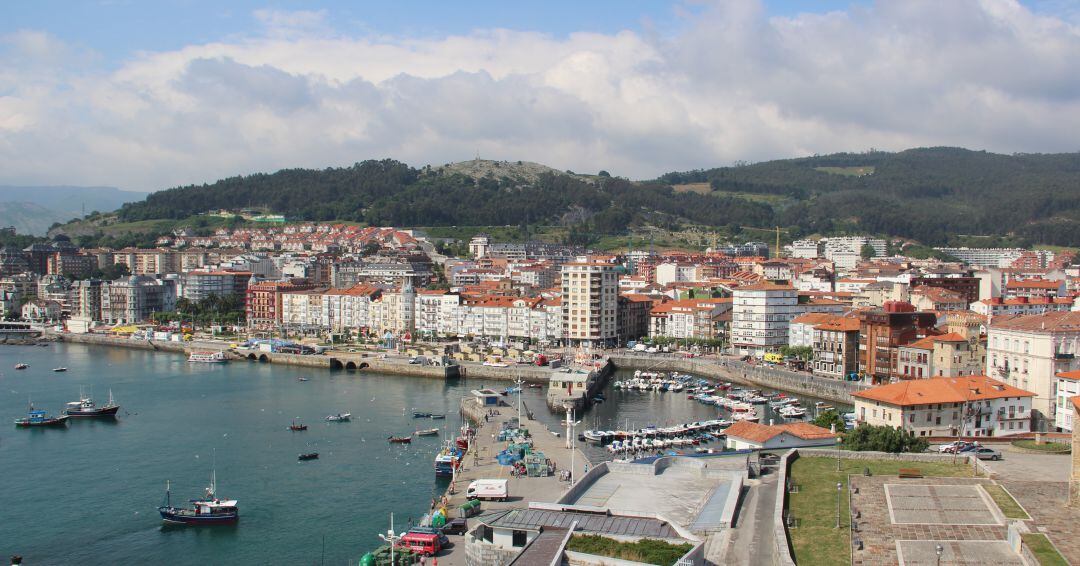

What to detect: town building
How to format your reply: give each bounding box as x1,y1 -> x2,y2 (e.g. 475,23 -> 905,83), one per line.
732,284 -> 798,355
100,275 -> 178,324
811,317 -> 861,380
972,296 -> 1072,323
788,312 -> 839,348
909,286 -> 968,312
561,262 -> 618,348
1054,371 -> 1080,431
986,311 -> 1080,430
647,298 -> 731,341
858,301 -> 938,383
21,299 -> 61,322
245,279 -> 316,328
617,294 -> 653,344
853,375 -> 1034,437
724,420 -> 836,450
180,270 -> 252,302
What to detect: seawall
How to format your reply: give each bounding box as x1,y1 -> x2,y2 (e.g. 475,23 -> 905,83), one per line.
608,354 -> 868,406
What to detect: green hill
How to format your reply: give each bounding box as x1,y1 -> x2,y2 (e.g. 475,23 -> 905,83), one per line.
100,148 -> 1080,247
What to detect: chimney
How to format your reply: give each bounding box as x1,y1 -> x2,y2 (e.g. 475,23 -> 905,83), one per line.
769,419 -> 775,426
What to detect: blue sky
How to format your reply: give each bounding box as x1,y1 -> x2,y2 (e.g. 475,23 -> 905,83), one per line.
7,1 -> 885,64
2,1 -> 1079,190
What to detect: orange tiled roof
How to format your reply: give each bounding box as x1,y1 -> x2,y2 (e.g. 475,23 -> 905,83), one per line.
814,318 -> 861,332
791,313 -> 838,326
853,375 -> 1033,406
724,420 -> 836,443
990,311 -> 1080,332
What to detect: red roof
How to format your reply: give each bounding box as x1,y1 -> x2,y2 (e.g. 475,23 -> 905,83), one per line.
853,375 -> 1033,406
724,420 -> 836,443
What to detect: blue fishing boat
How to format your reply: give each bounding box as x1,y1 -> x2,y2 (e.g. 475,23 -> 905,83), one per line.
434,444 -> 464,477
14,405 -> 69,428
157,470 -> 239,526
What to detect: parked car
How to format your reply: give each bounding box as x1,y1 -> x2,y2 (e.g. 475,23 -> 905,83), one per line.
441,518 -> 468,536
974,447 -> 1002,461
938,441 -> 972,454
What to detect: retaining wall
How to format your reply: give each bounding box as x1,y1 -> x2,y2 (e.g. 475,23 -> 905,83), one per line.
608,355 -> 866,406
775,450 -> 798,566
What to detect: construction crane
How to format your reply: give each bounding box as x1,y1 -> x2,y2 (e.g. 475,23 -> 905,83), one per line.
738,226 -> 790,258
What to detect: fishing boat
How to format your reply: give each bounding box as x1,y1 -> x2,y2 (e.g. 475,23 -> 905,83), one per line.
416,428 -> 439,436
297,377 -> 309,382
434,444 -> 464,477
63,389 -> 120,418
289,421 -> 307,431
298,452 -> 319,461
388,435 -> 412,444
14,363 -> 28,370
413,412 -> 432,418
14,407 -> 69,427
326,412 -> 351,422
157,472 -> 238,525
187,351 -> 228,364
52,367 -> 68,372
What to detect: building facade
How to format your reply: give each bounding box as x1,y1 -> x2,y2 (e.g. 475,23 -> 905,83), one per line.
561,262 -> 618,348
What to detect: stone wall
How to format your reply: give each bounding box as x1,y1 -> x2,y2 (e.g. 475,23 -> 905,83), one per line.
465,534 -> 520,566
608,355 -> 867,406
775,450 -> 798,566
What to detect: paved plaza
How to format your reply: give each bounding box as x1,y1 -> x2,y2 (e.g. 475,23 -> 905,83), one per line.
885,484 -> 1002,526
896,540 -> 1023,566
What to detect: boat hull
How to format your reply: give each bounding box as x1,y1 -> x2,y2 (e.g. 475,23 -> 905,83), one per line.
14,416 -> 69,427
64,405 -> 120,418
158,507 -> 238,525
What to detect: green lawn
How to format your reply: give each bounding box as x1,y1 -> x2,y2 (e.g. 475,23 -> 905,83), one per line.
983,483 -> 1030,519
787,456 -> 973,566
1022,533 -> 1068,566
1011,439 -> 1071,453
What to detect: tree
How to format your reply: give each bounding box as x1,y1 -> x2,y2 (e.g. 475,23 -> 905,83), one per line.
779,345 -> 813,362
860,243 -> 877,259
842,423 -> 928,453
598,170 -> 611,177
811,410 -> 846,432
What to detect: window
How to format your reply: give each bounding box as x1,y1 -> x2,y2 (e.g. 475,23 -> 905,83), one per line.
483,526 -> 494,543
909,413 -> 915,423
512,530 -> 528,547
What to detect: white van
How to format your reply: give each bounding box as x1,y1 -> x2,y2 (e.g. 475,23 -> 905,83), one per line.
466,479 -> 509,501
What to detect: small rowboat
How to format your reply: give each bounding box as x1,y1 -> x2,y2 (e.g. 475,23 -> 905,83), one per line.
53,367 -> 68,372
298,452 -> 319,461
388,435 -> 412,444
289,421 -> 307,431
326,412 -> 351,422
297,377 -> 309,382
15,363 -> 28,370
429,414 -> 446,420
416,428 -> 439,436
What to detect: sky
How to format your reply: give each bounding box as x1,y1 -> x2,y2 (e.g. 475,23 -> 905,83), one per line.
2,0 -> 1079,192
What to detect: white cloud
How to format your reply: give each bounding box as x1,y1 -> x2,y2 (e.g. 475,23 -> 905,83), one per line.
1,1 -> 1079,192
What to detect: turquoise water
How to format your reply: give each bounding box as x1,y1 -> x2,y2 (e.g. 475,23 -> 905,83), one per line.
1,344 -> 844,564
1,343 -> 473,565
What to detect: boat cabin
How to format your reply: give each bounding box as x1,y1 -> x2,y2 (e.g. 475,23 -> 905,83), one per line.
192,499 -> 238,515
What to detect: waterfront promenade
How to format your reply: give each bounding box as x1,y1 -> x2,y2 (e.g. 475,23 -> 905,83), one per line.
436,397 -> 592,564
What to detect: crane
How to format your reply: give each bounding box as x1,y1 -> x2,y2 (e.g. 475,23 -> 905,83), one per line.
738,226 -> 790,258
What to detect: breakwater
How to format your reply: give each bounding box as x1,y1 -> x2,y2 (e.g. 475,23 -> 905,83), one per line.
608,354 -> 868,406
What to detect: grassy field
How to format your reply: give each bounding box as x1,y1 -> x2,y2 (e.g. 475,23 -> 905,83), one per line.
1022,533 -> 1069,566
983,483 -> 1030,520
1011,439 -> 1071,453
671,182 -> 712,194
787,457 -> 973,566
815,166 -> 876,177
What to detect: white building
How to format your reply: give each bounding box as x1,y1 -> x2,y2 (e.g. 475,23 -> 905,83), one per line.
823,237 -> 887,269
1054,370 -> 1080,431
561,262 -> 618,348
731,284 -> 798,355
787,239 -> 821,259
788,313 -> 839,348
655,262 -> 700,286
853,375 -> 1034,437
986,311 -> 1080,430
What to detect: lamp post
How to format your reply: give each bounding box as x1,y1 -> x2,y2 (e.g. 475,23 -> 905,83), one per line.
836,435 -> 842,472
377,512 -> 401,566
935,543 -> 943,566
564,403 -> 578,486
836,482 -> 842,529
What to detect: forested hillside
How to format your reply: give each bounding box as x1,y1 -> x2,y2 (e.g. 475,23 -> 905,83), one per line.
109,148 -> 1080,246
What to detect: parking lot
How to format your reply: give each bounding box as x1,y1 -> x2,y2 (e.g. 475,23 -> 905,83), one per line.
932,443 -> 1071,482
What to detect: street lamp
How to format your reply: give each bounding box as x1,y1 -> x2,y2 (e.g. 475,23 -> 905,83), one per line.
935,543 -> 943,566
836,435 -> 842,472
564,403 -> 580,486
836,482 -> 843,529
377,512 -> 401,566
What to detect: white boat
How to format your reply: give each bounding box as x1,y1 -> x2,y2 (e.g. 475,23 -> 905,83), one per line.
779,406 -> 806,419
326,412 -> 351,422
188,351 -> 228,363
52,367 -> 68,372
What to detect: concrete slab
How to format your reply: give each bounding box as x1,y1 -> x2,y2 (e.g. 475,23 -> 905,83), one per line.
896,540 -> 1023,566
565,465 -> 723,526
885,484 -> 1001,526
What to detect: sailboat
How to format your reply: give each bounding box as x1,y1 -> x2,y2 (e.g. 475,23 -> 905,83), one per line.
63,388 -> 120,418
158,468 -> 239,525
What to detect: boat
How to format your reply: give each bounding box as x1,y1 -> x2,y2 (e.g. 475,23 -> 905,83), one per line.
157,472 -> 238,525
434,443 -> 464,477
429,414 -> 446,420
298,452 -> 319,461
63,389 -> 120,418
388,436 -> 412,444
413,412 -> 432,418
289,421 -> 307,431
52,367 -> 68,372
14,363 -> 28,370
416,428 -> 439,436
779,406 -> 807,419
187,351 -> 228,364
297,377 -> 309,382
14,407 -> 69,427
325,412 -> 351,422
